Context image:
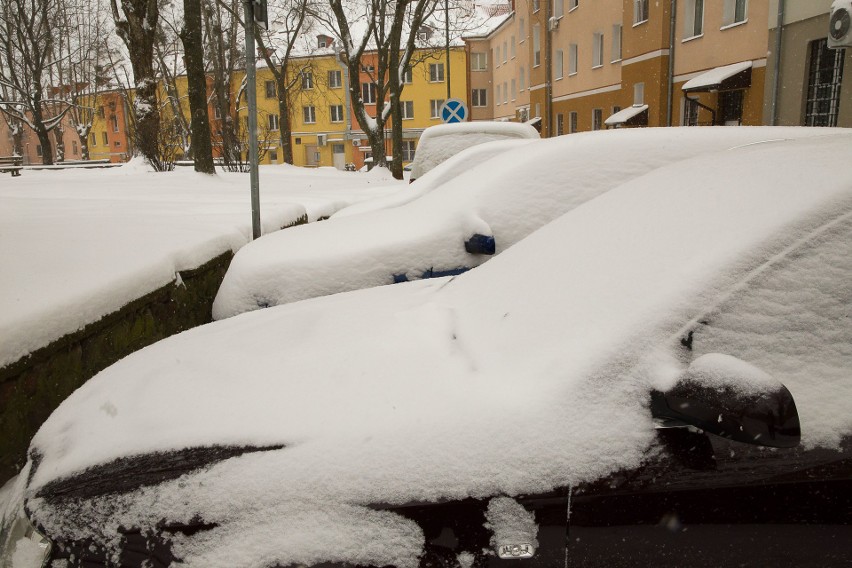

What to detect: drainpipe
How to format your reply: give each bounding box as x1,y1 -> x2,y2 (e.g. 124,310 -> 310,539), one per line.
544,0 -> 553,136
666,0 -> 676,126
769,0 -> 786,125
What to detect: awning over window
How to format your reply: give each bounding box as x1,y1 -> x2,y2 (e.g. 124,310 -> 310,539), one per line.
605,104 -> 649,127
682,61 -> 753,93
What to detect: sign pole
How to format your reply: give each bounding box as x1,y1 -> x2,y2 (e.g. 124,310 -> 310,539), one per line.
243,0 -> 262,240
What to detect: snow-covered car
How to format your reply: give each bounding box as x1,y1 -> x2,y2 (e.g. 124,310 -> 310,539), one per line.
212,127 -> 842,320
407,121 -> 540,183
2,130 -> 852,568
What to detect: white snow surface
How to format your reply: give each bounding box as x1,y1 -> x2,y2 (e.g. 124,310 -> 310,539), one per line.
682,60 -> 753,91
409,121 -> 540,181
0,164 -> 402,368
22,132 -> 852,567
213,127 -> 843,319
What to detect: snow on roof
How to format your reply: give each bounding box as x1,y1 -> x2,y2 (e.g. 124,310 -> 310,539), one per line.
25,132 -> 852,567
0,165 -> 402,369
604,104 -> 649,125
682,60 -> 753,92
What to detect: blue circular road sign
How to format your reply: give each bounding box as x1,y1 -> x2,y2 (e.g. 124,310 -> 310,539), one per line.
440,98 -> 468,123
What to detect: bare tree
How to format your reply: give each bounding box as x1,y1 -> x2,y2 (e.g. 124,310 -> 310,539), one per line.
204,0 -> 243,170
0,0 -> 73,165
254,0 -> 313,165
181,0 -> 215,172
110,0 -> 163,168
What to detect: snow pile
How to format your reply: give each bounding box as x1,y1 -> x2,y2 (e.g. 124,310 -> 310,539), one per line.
485,497 -> 539,551
0,165 -> 403,368
21,132 -> 852,568
213,127 -> 845,319
409,121 -> 539,181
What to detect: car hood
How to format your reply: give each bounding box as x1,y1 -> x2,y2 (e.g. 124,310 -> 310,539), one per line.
25,132 -> 852,568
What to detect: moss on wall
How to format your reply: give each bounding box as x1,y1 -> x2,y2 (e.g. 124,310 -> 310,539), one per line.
0,251 -> 234,484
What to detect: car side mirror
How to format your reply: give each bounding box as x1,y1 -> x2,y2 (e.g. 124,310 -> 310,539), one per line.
650,354 -> 801,448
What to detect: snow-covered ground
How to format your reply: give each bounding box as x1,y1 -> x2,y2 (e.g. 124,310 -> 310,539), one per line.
0,162 -> 404,368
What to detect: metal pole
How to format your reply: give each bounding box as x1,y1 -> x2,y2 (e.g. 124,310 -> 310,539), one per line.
769,0 -> 786,125
243,0 -> 262,240
445,0 -> 451,99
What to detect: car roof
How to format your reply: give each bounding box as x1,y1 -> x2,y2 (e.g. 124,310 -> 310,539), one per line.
27,131 -> 852,568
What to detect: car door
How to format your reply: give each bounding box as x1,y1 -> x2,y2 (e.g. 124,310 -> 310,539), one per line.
566,214 -> 852,567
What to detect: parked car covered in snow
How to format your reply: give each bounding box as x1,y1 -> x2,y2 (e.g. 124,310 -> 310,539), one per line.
212,127 -> 842,320
2,130 -> 851,568
407,121 -> 540,183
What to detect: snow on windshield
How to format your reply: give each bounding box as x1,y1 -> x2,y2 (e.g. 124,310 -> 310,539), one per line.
0,165 -> 402,369
213,127 -> 843,320
24,133 -> 852,567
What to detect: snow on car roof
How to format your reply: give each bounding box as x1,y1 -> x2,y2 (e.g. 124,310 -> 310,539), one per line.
212,127 -> 844,319
25,132 -> 852,567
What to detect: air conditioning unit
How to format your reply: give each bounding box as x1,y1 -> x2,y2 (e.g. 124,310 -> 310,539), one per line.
829,0 -> 852,49
317,134 -> 327,146
352,139 -> 361,147
548,16 -> 559,31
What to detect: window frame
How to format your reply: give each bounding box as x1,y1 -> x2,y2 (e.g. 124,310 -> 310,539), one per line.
302,106 -> 316,124
429,63 -> 445,82
633,0 -> 649,25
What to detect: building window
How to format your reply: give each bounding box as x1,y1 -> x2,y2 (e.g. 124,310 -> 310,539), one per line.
612,24 -> 622,61
361,64 -> 375,74
402,67 -> 413,83
569,0 -> 578,9
634,82 -> 645,105
91,133 -> 96,146
72,140 -> 78,154
634,0 -> 649,24
569,43 -> 578,74
303,106 -> 316,124
268,113 -> 280,131
330,105 -> 344,122
402,140 -> 416,162
102,132 -> 108,145
36,144 -> 42,156
472,88 -> 488,107
535,103 -> 541,118
270,148 -> 278,162
555,49 -> 564,79
401,100 -> 414,119
362,82 -> 377,104
265,80 -> 276,98
683,97 -> 699,126
430,99 -> 445,118
328,70 -> 342,88
301,72 -> 313,90
472,52 -> 488,71
805,38 -> 845,127
685,0 -> 704,37
429,63 -> 445,82
719,90 -> 744,125
592,108 -> 603,130
511,78 -> 517,100
556,113 -> 564,135
592,32 -> 604,68
533,25 -> 541,67
723,0 -> 747,26
519,18 -> 525,40
502,41 -> 508,63
520,67 -> 526,90
98,106 -> 104,118
553,0 -> 563,19
533,0 -> 540,12
496,84 -> 501,105
503,81 -> 508,104
511,36 -> 516,58
214,105 -> 222,119
569,111 -> 578,133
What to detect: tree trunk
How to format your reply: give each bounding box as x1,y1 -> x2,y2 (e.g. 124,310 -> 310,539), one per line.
34,125 -> 54,166
180,0 -> 215,174
53,126 -> 65,163
277,76 -> 294,164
